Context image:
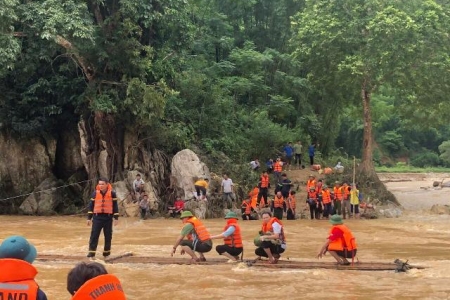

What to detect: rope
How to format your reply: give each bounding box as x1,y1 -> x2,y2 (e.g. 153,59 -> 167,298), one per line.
0,179 -> 95,203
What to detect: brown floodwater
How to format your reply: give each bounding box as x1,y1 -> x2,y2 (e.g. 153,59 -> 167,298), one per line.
2,176 -> 450,299
2,207 -> 450,300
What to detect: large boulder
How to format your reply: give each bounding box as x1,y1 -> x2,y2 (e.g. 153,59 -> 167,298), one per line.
20,177 -> 63,215
430,204 -> 450,215
379,208 -> 402,218
171,149 -> 210,200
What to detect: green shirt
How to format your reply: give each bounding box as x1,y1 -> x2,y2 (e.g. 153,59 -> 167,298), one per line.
180,223 -> 212,245
293,143 -> 303,154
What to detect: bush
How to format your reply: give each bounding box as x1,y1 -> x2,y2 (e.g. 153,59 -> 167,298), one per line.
410,152 -> 441,168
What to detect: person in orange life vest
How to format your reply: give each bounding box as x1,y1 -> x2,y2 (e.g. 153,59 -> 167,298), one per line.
86,177 -> 119,258
255,212 -> 287,264
0,235 -> 47,300
257,171 -> 270,207
306,174 -> 316,192
194,177 -> 209,199
273,157 -> 283,183
341,182 -> 351,219
306,186 -> 320,220
333,181 -> 344,215
241,198 -> 256,220
321,185 -> 333,219
271,191 -> 286,220
248,185 -> 259,209
171,211 -> 212,263
317,215 -> 358,265
210,211 -> 244,262
67,262 -> 126,300
286,191 -> 297,220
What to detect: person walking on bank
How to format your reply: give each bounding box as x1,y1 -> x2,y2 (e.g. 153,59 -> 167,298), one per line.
210,211 -> 244,262
87,177 -> 119,258
293,140 -> 303,169
221,174 -> 235,209
308,143 -> 316,166
171,211 -> 212,263
0,235 -> 48,300
257,171 -> 270,208
317,215 -> 358,265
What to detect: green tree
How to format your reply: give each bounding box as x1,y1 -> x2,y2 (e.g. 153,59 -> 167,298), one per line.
291,0 -> 450,198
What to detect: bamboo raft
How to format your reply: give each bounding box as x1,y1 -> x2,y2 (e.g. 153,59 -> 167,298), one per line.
36,253 -> 424,271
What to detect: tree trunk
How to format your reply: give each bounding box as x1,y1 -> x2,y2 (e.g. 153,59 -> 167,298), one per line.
358,81 -> 398,205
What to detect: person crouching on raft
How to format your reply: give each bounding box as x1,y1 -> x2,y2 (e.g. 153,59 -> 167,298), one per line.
171,211 -> 212,263
210,211 -> 243,262
317,214 -> 357,265
254,212 -> 286,264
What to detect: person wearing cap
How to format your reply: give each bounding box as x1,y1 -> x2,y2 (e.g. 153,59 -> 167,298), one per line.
67,262 -> 126,299
210,211 -> 243,262
306,174 -> 316,191
171,211 -> 213,263
0,235 -> 48,300
86,177 -> 119,258
321,185 -> 333,219
317,215 -> 358,265
255,212 -> 287,264
194,177 -> 209,200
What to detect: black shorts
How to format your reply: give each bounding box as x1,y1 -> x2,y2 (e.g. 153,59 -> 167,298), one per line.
216,245 -> 243,256
333,249 -> 357,259
180,240 -> 212,253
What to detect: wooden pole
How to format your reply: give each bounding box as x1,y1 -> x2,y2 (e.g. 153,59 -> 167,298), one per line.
353,156 -> 356,186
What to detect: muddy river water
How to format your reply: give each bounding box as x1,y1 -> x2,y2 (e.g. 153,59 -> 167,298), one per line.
2,175 -> 450,299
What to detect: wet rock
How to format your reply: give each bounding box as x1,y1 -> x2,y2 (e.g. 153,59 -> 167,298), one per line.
20,177 -> 63,215
171,149 -> 210,200
432,181 -> 440,187
379,208 -> 402,218
430,204 -> 450,215
442,181 -> 450,188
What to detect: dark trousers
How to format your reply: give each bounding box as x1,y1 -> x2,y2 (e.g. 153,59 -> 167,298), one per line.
309,155 -> 314,165
195,185 -> 207,197
294,154 -> 302,166
140,208 -> 147,219
89,214 -> 113,256
255,242 -> 285,257
308,203 -> 319,219
323,203 -> 332,218
273,207 -> 283,220
257,188 -> 268,206
286,208 -> 296,220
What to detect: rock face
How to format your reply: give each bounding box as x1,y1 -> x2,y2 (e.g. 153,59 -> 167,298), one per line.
171,149 -> 210,200
20,177 -> 63,215
379,208 -> 402,218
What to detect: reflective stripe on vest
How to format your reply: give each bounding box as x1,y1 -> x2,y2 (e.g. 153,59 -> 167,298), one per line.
322,190 -> 331,204
72,274 -> 126,300
328,224 -> 357,252
0,259 -> 38,300
260,176 -> 269,188
273,196 -> 284,208
334,187 -> 344,201
94,187 -> 113,214
274,162 -> 282,172
307,191 -> 318,202
223,222 -> 243,248
186,217 -> 211,242
306,179 -> 316,190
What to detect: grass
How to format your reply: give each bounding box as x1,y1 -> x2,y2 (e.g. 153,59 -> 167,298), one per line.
375,165 -> 450,173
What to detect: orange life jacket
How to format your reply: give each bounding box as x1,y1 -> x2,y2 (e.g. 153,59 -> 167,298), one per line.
334,186 -> 344,201
94,184 -> 114,214
343,185 -> 350,200
0,259 -> 38,300
261,217 -> 286,242
273,195 -> 285,208
286,195 -> 296,210
241,200 -> 252,214
316,182 -> 323,194
274,162 -> 282,172
306,179 -> 316,190
260,175 -> 270,188
223,219 -> 243,248
328,224 -> 357,252
71,274 -> 126,300
322,190 -> 331,204
249,187 -> 259,208
307,191 -> 318,202
186,217 -> 211,242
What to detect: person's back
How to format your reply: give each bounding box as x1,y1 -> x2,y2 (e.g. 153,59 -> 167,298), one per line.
0,236 -> 47,300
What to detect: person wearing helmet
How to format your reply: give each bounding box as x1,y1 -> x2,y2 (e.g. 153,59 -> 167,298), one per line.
210,211 -> 243,262
171,211 -> 212,263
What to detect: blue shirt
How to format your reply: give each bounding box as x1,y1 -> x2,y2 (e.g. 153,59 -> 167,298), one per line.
283,145 -> 294,157
308,145 -> 315,156
222,225 -> 236,237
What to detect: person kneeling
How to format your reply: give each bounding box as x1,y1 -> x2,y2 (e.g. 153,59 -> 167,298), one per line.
210,211 -> 243,262
254,212 -> 287,264
171,211 -> 213,263
317,214 -> 358,265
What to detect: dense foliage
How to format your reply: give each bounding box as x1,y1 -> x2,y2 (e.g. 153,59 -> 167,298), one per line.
0,0 -> 449,174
